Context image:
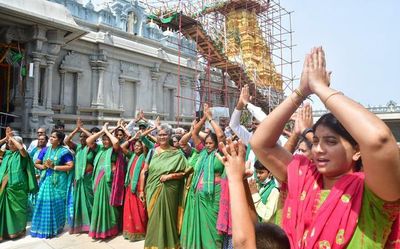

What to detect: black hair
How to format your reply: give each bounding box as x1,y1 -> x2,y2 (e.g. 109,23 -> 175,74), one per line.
254,160 -> 268,171
313,113 -> 362,171
205,132 -> 218,147
54,121 -> 65,129
116,128 -> 125,135
298,137 -> 312,150
38,134 -> 49,141
90,127 -> 100,133
255,223 -> 290,249
51,131 -> 65,145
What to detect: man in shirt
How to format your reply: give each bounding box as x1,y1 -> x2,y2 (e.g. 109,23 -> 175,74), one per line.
27,127 -> 50,153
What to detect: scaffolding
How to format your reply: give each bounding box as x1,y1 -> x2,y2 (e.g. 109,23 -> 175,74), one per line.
142,0 -> 295,120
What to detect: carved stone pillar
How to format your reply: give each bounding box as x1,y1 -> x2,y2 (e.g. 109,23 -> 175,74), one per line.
95,63 -> 106,107
32,53 -> 42,108
45,56 -> 56,109
59,69 -> 66,110
118,77 -> 125,109
90,64 -> 98,107
151,63 -> 160,113
151,72 -> 160,113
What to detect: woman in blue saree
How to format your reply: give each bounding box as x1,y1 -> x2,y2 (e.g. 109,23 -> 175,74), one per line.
31,130 -> 74,238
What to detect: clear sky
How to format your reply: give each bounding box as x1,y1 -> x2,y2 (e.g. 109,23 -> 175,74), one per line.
282,0 -> 400,110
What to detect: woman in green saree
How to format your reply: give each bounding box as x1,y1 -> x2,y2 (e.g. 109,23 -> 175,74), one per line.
65,119 -> 95,234
0,127 -> 38,241
87,123 -> 121,239
139,124 -> 188,249
180,105 -> 226,249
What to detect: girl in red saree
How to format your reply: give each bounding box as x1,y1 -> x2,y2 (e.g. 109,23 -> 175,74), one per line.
121,135 -> 148,241
250,47 -> 400,249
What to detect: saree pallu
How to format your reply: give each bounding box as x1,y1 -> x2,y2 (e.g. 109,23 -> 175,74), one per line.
70,145 -> 94,234
0,151 -> 38,241
144,149 -> 188,249
110,150 -> 126,206
31,146 -> 72,238
281,155 -> 400,249
180,149 -> 224,249
180,183 -> 222,249
89,147 -> 119,239
27,148 -> 43,221
123,154 -> 147,241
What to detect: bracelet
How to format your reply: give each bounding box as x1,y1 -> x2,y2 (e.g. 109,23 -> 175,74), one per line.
301,128 -> 313,139
54,166 -> 58,171
294,88 -> 306,99
323,91 -> 344,106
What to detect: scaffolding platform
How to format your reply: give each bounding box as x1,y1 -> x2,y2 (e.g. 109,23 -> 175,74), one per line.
144,0 -> 294,113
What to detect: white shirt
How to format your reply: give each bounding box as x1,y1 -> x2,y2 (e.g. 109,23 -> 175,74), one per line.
27,139 -> 51,153
229,103 -> 286,177
252,187 -> 280,223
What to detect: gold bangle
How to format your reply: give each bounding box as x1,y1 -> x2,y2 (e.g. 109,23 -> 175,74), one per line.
294,89 -> 306,99
323,91 -> 344,106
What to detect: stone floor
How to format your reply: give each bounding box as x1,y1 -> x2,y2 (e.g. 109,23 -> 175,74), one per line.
1,223 -> 144,249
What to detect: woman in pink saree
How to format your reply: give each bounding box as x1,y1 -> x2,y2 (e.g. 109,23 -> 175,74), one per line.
250,47 -> 400,249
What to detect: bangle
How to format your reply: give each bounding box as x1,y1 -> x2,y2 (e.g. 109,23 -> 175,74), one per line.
54,166 -> 58,171
301,128 -> 313,139
323,91 -> 343,106
294,89 -> 306,99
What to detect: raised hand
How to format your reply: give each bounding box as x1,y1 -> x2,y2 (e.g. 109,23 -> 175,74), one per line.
5,127 -> 13,138
103,122 -> 109,131
204,104 -> 213,120
239,84 -> 251,106
299,54 -> 312,97
307,47 -> 330,93
139,110 -> 145,119
133,130 -> 142,140
298,102 -> 313,133
155,116 -> 161,129
76,118 -> 83,130
190,119 -> 197,132
216,138 -> 246,180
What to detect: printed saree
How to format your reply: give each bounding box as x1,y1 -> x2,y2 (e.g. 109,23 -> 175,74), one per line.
281,155 -> 400,249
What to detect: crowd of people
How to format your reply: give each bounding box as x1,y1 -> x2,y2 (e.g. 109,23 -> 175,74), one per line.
0,47 -> 399,249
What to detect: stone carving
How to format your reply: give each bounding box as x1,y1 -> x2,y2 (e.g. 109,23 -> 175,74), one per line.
60,51 -> 84,72
120,61 -> 140,78
0,26 -> 30,44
